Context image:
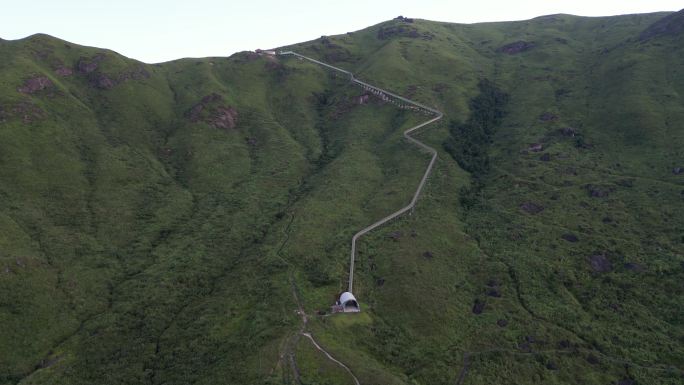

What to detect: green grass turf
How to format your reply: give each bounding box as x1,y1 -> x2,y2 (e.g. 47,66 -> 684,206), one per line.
0,10 -> 682,385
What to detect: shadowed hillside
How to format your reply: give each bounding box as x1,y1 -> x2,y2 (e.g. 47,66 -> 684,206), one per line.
0,10 -> 683,385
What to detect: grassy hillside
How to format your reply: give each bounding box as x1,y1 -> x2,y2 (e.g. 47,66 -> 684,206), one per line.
0,10 -> 683,385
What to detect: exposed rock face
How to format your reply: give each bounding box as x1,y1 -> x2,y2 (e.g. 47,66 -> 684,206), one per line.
589,254 -> 613,273
75,54 -> 148,91
395,15 -> 414,23
77,54 -> 105,74
560,127 -> 578,137
377,25 -> 433,40
17,76 -> 54,94
17,102 -> 45,123
498,41 -> 536,54
187,93 -> 239,129
1,101 -> 46,123
209,106 -> 238,129
673,167 -> 683,175
90,73 -> 115,90
388,231 -> 403,241
520,202 -> 544,214
539,112 -> 559,122
640,9 -> 684,41
55,66 -> 73,77
528,143 -> 543,152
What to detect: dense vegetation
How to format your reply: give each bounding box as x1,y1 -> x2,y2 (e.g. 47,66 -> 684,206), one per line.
444,79 -> 509,177
443,79 -> 508,209
1,9 -> 683,385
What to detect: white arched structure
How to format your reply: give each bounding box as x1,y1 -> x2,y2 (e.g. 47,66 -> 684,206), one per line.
339,292 -> 360,313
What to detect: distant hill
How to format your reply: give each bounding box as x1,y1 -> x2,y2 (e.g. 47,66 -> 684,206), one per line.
0,10 -> 682,385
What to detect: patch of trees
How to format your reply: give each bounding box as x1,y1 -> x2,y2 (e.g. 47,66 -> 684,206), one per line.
443,79 -> 508,208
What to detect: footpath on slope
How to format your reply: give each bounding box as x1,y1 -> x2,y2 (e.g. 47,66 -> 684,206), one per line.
278,50 -> 444,295
275,51 -> 442,385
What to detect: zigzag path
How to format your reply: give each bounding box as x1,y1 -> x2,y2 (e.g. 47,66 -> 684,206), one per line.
275,50 -> 443,385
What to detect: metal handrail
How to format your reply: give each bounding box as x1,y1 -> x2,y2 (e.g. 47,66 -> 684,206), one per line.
278,50 -> 443,294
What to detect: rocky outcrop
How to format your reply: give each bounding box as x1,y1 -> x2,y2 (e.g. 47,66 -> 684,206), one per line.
520,202 -> 544,214
90,73 -> 115,90
76,54 -> 149,90
188,93 -> 220,121
528,143 -> 544,152
187,93 -> 239,129
498,41 -> 536,54
589,253 -> 612,273
388,231 -> 403,241
55,66 -> 73,77
357,94 -> 370,105
395,16 -> 414,23
377,24 -> 433,40
17,76 -> 54,94
209,106 -> 238,129
77,54 -> 105,74
560,127 -> 578,137
1,101 -> 45,123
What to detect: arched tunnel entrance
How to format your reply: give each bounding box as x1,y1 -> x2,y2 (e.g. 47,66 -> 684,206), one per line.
339,292 -> 360,313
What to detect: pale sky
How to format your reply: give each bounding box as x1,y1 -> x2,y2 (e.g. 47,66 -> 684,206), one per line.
2,1 -> 681,63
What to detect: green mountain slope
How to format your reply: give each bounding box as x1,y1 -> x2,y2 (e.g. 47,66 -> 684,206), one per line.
0,10 -> 683,385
